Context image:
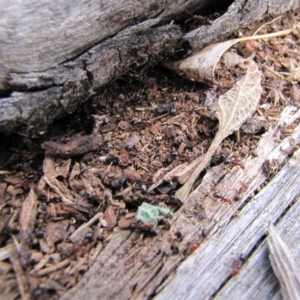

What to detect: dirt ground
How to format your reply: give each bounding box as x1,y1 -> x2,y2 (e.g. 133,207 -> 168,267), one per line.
0,9 -> 299,300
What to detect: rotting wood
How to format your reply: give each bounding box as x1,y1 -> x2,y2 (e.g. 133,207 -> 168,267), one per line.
62,105 -> 300,299
0,0 -> 298,133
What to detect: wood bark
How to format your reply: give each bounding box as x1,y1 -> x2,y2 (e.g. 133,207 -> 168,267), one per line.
0,0 -> 298,133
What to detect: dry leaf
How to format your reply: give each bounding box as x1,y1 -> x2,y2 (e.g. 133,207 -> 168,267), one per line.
163,28 -> 293,84
268,223 -> 300,300
176,62 -> 262,201
44,220 -> 69,248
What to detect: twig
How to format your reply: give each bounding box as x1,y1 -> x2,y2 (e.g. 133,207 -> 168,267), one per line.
69,213 -> 101,242
35,259 -> 70,276
253,15 -> 283,36
8,244 -> 31,300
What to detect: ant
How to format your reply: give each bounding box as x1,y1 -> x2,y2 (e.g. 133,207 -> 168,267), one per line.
35,204 -> 48,239
213,192 -> 232,205
189,110 -> 197,121
214,81 -> 235,90
186,237 -> 203,255
185,229 -> 208,256
130,42 -> 150,55
170,151 -> 195,161
139,41 -> 150,50
185,15 -> 212,25
280,146 -> 294,155
224,157 -> 245,170
150,194 -> 181,204
36,204 -> 47,229
120,15 -> 137,26
136,221 -> 156,232
234,182 -> 248,201
231,254 -> 246,276
132,112 -> 169,127
150,194 -> 169,202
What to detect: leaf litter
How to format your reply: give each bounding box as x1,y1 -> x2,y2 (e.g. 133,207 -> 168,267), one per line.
0,10 -> 300,299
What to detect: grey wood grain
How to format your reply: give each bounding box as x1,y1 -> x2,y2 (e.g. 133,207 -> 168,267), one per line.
155,139 -> 300,300
213,197 -> 300,299
268,224 -> 300,300
185,0 -> 300,51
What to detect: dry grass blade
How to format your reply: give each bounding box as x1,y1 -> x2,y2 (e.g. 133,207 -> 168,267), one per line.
176,62 -> 262,202
268,223 -> 300,300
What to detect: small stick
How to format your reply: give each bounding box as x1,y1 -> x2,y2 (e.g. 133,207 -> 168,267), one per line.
69,213 -> 101,242
8,244 -> 31,300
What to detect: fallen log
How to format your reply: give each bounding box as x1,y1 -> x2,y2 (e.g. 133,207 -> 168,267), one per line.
0,0 -> 298,133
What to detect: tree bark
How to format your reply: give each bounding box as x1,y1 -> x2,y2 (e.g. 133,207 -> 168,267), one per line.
0,0 -> 298,133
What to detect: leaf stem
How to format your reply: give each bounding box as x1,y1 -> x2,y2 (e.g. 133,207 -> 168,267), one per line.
176,131 -> 224,202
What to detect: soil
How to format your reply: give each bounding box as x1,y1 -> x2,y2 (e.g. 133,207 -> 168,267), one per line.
0,10 -> 299,300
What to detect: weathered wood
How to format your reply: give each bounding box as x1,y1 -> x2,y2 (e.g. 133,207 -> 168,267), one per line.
0,0 -> 298,132
185,0 -> 300,50
268,224 -> 300,300
213,195 -> 300,299
61,105 -> 300,299
156,148 -> 300,300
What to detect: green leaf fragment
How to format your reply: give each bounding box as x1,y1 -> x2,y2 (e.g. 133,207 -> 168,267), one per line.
136,202 -> 174,225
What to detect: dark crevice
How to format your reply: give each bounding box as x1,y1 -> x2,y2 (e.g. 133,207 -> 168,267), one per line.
175,0 -> 235,34
272,196 -> 300,227
211,233 -> 268,298
0,90 -> 13,98
5,84 -> 64,93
